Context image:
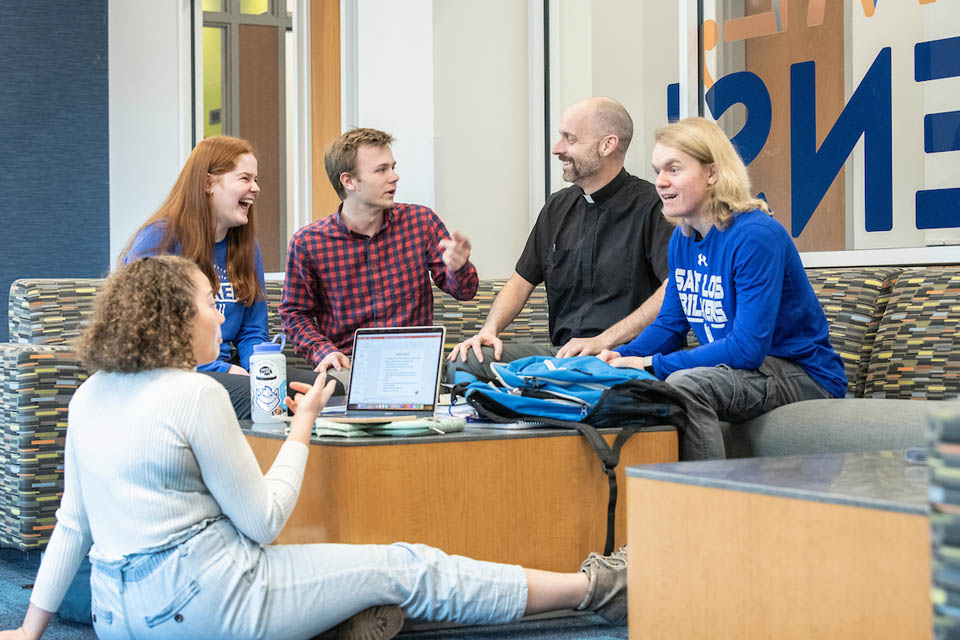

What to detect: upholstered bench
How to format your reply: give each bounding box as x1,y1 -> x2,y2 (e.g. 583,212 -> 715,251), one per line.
722,267 -> 960,457
4,267 -> 960,548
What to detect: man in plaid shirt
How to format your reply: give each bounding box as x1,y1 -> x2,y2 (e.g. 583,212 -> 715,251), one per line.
280,128 -> 478,388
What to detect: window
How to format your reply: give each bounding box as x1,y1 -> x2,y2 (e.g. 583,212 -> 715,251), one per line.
200,0 -> 294,271
698,0 -> 960,252
545,1 -> 681,206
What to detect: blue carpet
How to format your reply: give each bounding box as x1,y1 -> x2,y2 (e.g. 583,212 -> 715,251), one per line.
397,614 -> 627,639
0,548 -> 626,638
0,549 -> 95,639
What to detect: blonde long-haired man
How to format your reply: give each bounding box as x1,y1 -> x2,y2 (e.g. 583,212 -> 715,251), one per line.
599,118 -> 847,460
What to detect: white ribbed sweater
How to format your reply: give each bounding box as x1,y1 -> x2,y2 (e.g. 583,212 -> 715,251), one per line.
30,369 -> 308,613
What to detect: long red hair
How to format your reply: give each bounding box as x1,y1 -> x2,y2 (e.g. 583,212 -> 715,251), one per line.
120,136 -> 263,305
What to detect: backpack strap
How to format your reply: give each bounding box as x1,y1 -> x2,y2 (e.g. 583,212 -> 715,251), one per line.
560,419 -> 644,555
466,377 -> 695,555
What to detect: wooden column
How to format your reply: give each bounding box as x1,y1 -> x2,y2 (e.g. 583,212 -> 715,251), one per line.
238,23 -> 283,271
310,0 -> 342,221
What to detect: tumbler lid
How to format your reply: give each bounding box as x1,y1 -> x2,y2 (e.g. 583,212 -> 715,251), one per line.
253,334 -> 286,353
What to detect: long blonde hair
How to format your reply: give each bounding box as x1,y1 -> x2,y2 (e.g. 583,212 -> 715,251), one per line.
655,117 -> 769,234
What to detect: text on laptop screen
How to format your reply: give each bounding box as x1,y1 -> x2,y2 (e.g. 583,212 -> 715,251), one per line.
349,330 -> 444,410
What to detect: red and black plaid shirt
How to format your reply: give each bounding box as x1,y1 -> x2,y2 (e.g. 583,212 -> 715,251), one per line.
280,203 -> 479,364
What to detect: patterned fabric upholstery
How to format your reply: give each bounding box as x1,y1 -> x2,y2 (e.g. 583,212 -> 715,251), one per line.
863,267 -> 960,400
5,268 -> 958,551
805,267 -> 901,397
0,343 -> 88,549
679,267 -> 901,392
8,279 -> 103,346
265,279 -> 552,357
431,280 -> 551,352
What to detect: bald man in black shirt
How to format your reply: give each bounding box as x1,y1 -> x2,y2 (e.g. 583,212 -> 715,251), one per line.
448,97 -> 672,378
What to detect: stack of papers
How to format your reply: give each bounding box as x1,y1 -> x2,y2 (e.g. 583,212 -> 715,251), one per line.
313,416 -> 466,438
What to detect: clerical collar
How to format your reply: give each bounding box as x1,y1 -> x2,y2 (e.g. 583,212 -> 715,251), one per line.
581,168 -> 629,205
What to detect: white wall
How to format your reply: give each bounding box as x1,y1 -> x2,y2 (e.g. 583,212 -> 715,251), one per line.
108,0 -> 193,266
350,0 -> 531,277
548,1 -> 592,194
354,0 -> 435,209
549,1 -> 680,191
350,0 -> 683,277
433,1 -> 531,278
591,1 -> 680,183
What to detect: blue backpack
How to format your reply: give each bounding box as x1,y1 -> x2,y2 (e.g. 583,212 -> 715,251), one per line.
464,355 -> 658,421
455,356 -> 690,554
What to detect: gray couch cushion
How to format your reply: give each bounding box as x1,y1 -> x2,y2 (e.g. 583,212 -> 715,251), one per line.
721,398 -> 931,458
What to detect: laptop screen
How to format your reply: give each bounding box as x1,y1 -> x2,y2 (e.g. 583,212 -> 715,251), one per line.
346,327 -> 445,411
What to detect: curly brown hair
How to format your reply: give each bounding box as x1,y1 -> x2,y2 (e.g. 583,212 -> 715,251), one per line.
77,255 -> 201,373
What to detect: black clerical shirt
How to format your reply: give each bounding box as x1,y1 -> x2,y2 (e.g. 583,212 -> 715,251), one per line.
515,168 -> 672,346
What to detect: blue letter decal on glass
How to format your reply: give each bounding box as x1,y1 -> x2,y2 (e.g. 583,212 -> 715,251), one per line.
915,36 -> 960,82
790,48 -> 893,236
704,71 -> 772,166
915,36 -> 960,230
667,83 -> 680,123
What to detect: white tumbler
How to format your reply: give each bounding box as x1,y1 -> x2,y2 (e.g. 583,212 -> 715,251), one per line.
249,335 -> 287,424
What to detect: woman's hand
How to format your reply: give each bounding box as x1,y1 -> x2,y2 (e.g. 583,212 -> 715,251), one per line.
1,604 -> 53,640
285,373 -> 337,446
286,374 -> 337,418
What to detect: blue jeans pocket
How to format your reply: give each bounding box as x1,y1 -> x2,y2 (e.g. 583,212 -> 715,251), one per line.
143,579 -> 200,628
91,599 -> 113,625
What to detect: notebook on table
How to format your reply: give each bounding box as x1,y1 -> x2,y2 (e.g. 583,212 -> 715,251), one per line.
321,326 -> 446,423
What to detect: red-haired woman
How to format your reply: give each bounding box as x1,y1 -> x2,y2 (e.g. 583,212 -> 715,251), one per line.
121,135 -> 315,417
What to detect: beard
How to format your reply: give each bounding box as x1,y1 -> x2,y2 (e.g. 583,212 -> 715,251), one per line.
560,148 -> 601,184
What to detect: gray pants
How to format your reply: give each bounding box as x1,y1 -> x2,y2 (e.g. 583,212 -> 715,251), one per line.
447,343 -> 558,383
666,356 -> 832,460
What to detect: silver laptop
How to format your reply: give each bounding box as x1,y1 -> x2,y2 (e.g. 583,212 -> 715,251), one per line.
322,326 -> 446,423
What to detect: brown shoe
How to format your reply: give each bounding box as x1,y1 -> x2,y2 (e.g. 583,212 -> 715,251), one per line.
576,544 -> 628,624
316,605 -> 404,640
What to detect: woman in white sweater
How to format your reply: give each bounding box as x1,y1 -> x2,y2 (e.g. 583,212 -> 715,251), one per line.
1,255 -> 628,640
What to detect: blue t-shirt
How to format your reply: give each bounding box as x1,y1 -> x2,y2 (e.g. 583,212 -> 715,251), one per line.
124,223 -> 269,372
618,210 -> 847,398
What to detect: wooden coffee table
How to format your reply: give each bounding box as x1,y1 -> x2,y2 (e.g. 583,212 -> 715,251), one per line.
245,422 -> 677,572
626,450 -> 930,639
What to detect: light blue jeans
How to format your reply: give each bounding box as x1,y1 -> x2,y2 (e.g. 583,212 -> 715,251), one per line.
89,518 -> 527,639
